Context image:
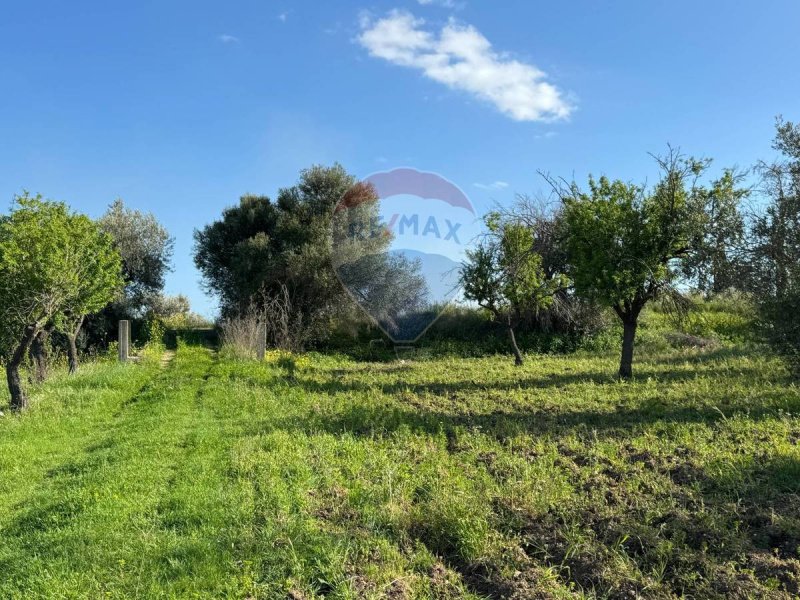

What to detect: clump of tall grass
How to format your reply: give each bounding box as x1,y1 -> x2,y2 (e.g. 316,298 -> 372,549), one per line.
219,285 -> 312,360
219,308 -> 262,360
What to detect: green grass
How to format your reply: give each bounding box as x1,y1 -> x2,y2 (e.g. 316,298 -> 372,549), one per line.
1,339 -> 799,598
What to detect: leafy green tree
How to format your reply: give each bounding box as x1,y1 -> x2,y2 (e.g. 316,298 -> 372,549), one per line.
330,181 -> 429,342
751,117 -> 800,371
560,151 -> 708,379
0,194 -> 122,409
98,199 -> 173,316
461,213 -> 567,365
194,165 -> 367,344
55,215 -> 124,373
749,117 -> 800,298
682,169 -> 749,295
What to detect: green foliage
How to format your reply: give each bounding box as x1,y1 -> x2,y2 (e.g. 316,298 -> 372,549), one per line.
750,118 -> 800,373
142,316 -> 166,348
148,293 -> 211,329
560,151 -> 712,377
562,161 -> 705,312
682,169 -> 749,294
461,212 -> 567,319
194,164 -> 364,342
0,193 -> 123,353
682,297 -> 756,343
98,198 -> 174,316
761,288 -> 800,373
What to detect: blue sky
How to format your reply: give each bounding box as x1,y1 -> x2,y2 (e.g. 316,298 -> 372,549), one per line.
2,1 -> 798,316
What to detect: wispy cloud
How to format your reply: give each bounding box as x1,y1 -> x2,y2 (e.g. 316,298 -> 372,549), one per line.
474,181 -> 509,191
277,11 -> 288,22
535,131 -> 558,139
417,0 -> 462,8
357,10 -> 572,122
217,34 -> 240,44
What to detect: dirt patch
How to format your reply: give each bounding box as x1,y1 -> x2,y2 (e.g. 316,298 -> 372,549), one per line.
665,332 -> 719,349
748,552 -> 800,596
428,561 -> 464,599
384,578 -> 410,599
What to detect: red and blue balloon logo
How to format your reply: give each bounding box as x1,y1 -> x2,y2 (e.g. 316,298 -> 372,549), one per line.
332,168 -> 477,343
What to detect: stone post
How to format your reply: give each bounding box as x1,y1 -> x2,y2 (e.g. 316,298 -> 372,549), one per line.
119,320 -> 130,362
256,323 -> 267,360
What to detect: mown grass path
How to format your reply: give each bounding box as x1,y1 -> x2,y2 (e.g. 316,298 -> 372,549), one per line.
0,345 -> 255,598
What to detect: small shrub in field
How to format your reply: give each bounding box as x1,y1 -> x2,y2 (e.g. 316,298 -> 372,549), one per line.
142,317 -> 166,348
105,341 -> 119,362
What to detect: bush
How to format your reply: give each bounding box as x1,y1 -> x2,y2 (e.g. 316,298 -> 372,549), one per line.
760,290 -> 800,374
142,317 -> 165,348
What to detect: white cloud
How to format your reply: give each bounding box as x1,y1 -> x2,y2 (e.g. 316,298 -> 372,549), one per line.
277,12 -> 288,22
217,34 -> 240,44
474,181 -> 509,191
357,11 -> 572,122
417,0 -> 461,8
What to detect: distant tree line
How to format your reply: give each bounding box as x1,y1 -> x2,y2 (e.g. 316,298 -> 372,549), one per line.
194,118 -> 800,378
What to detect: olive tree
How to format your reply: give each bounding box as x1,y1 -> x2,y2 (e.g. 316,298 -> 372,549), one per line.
460,213 -> 567,365
750,117 -> 800,371
98,198 -> 173,316
682,169 -> 749,295
559,151 -> 707,379
194,165 -> 368,345
0,194 -> 122,409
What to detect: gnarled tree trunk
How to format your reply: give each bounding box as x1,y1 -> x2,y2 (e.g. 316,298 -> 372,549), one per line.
7,325 -> 39,411
66,315 -> 85,374
29,324 -> 53,384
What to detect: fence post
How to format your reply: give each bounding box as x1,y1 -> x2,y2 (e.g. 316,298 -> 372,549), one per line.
119,320 -> 130,362
256,322 -> 267,361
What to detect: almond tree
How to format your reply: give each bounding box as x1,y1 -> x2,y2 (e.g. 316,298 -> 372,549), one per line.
0,194 -> 122,409
560,151 -> 708,379
460,213 -> 567,365
56,213 -> 124,373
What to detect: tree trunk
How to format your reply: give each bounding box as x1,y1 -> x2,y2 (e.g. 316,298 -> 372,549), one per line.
29,327 -> 51,384
67,316 -> 84,374
619,317 -> 638,380
7,325 -> 39,411
508,323 -> 524,366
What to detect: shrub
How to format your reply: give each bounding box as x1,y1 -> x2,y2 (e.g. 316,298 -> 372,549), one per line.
219,308 -> 262,360
760,290 -> 800,374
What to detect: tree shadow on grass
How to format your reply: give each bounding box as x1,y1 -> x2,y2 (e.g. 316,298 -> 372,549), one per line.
246,381 -> 799,445
284,353 -> 793,407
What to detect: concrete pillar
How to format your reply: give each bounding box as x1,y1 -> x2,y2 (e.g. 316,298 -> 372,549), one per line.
256,322 -> 267,360
119,320 -> 130,362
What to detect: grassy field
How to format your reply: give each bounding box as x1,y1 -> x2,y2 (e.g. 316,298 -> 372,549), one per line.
1,336 -> 799,598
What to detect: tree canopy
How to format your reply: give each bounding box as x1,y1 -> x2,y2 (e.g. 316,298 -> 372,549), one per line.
98,198 -> 173,316
560,151 -> 708,378
461,212 -> 567,364
0,193 -> 122,408
194,164 -> 365,343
